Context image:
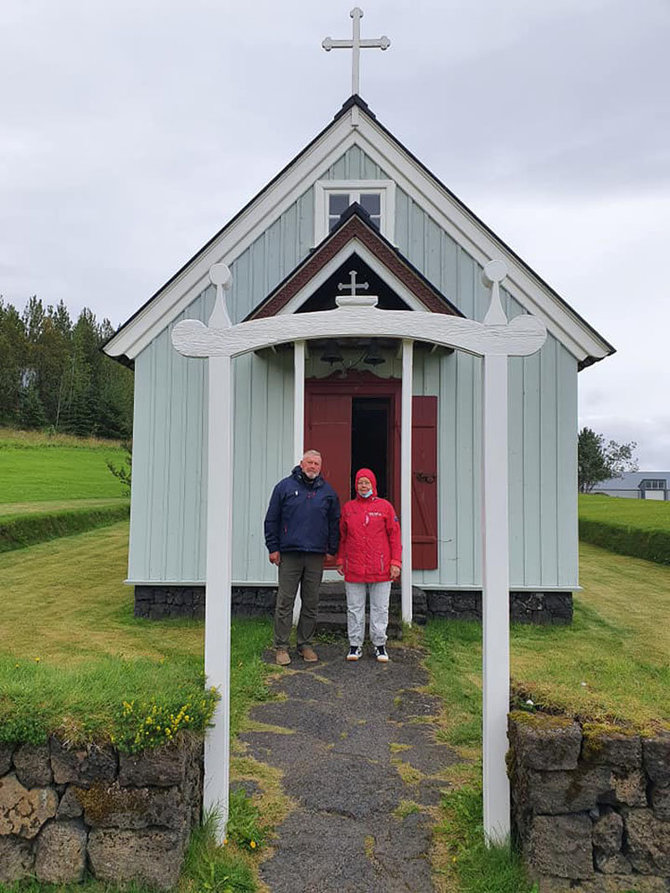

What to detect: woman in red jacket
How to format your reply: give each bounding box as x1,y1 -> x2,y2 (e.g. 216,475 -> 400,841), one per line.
336,468 -> 401,662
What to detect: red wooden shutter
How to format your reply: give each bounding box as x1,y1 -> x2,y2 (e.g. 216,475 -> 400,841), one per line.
304,392 -> 352,509
412,396 -> 438,569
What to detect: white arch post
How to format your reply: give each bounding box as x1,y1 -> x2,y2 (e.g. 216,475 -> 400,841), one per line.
171,259 -> 546,843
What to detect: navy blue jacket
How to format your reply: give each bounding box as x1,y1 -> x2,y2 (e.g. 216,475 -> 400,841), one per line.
264,466 -> 340,555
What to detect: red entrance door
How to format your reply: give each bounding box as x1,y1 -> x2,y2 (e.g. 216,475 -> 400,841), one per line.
304,375 -> 438,570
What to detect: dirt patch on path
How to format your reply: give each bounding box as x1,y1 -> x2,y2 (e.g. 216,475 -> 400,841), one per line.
239,642 -> 462,892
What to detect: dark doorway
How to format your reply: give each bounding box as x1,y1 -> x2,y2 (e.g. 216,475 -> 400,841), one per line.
351,398 -> 390,499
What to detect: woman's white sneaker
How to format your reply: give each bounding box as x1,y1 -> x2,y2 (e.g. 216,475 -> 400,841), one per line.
347,645 -> 363,661
374,645 -> 389,662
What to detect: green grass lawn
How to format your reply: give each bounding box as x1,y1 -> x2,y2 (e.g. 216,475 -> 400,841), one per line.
0,521 -> 273,747
0,427 -> 128,503
579,492 -> 670,529
0,498 -> 128,519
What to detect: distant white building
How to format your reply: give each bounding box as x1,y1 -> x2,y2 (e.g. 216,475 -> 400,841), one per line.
593,472 -> 670,501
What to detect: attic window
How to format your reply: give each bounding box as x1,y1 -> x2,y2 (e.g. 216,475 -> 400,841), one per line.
314,179 -> 395,244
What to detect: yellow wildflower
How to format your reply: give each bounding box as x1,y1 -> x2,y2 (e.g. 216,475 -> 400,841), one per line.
250,840 -> 256,849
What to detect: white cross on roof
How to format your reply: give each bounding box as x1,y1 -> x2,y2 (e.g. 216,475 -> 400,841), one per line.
322,8 -> 390,97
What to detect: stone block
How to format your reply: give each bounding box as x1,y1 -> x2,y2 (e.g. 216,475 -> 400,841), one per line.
0,773 -> 58,838
650,782 -> 670,819
76,781 -> 187,830
522,766 -> 613,814
610,768 -> 647,807
593,850 -> 631,874
50,738 -> 117,786
624,807 -> 670,874
0,743 -> 14,776
528,813 -> 594,879
0,835 -> 34,883
119,743 -> 188,787
509,714 -> 582,770
13,743 -> 52,787
592,808 -> 623,854
88,827 -> 187,890
565,877 -> 667,892
643,734 -> 670,785
582,728 -> 642,769
57,785 -> 84,818
35,819 -> 87,883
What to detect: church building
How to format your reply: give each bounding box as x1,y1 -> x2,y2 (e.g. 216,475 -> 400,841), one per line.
104,12 -> 613,622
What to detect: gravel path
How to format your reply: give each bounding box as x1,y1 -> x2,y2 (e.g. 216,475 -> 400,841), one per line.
239,642 -> 462,893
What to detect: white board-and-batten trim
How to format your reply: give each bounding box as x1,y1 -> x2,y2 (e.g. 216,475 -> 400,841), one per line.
106,103 -> 610,365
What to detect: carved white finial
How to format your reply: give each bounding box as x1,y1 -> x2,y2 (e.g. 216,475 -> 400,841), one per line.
209,263 -> 233,330
322,8 -> 390,96
482,259 -> 508,326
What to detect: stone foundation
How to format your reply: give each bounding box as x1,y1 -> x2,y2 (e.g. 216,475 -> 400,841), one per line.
0,736 -> 203,889
135,585 -> 573,625
427,590 -> 573,624
508,712 -> 670,891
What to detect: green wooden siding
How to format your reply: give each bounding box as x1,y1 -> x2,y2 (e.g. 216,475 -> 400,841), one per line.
128,146 -> 579,589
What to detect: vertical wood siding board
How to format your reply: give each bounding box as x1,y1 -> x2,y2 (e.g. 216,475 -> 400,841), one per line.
508,357 -> 525,587
179,292 -> 205,580
249,356 -> 270,577
394,188 -> 409,255
442,233 -> 459,307
522,352 -> 542,586
266,219 -> 282,308
298,188 -> 315,259
199,346 -> 209,578
457,248 -> 475,320
163,333 -> 179,581
557,346 -> 578,584
284,202 -> 298,273
198,288 -> 214,579
455,352 -> 476,585
148,331 -> 167,580
426,217 -> 441,287
472,357 -> 482,586
128,351 -> 151,580
438,352 -> 458,584
408,198 -> 426,273
540,338 -> 559,586
232,354 -> 253,580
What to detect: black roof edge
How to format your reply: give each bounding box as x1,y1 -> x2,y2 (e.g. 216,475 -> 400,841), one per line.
243,201 -> 464,321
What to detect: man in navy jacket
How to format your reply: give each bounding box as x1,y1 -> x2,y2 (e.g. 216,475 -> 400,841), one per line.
264,450 -> 340,665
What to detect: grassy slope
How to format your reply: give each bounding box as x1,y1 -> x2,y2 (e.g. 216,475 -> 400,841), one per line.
579,492 -> 670,530
0,521 -> 273,745
427,541 -> 670,747
0,498 -> 128,519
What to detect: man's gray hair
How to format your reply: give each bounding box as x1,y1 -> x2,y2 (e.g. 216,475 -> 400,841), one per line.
302,449 -> 322,459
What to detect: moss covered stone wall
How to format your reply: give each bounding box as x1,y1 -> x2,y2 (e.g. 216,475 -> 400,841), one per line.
0,734 -> 202,889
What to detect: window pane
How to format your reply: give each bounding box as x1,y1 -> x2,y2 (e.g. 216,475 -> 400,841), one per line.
329,194 -> 350,216
360,193 -> 381,216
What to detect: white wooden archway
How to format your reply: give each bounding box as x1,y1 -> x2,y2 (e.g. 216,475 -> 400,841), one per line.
171,259 -> 546,845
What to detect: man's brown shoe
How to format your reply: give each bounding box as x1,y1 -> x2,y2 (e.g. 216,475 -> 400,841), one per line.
275,649 -> 291,666
300,646 -> 318,662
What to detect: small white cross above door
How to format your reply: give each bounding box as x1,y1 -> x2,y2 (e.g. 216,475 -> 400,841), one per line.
322,8 -> 390,97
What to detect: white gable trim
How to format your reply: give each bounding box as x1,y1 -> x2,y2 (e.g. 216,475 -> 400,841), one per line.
276,238 -> 430,316
105,104 -> 611,363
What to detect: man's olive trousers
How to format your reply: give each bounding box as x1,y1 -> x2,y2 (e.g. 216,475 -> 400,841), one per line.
273,551 -> 325,650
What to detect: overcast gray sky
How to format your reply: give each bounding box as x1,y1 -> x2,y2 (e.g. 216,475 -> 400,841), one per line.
2,0 -> 669,466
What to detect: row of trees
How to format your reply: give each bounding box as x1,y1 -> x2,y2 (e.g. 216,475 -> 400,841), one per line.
0,296 -> 133,439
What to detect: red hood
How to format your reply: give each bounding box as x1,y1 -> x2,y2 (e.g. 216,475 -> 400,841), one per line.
355,467 -> 378,498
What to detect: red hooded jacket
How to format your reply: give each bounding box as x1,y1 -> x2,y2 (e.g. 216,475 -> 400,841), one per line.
336,468 -> 402,583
